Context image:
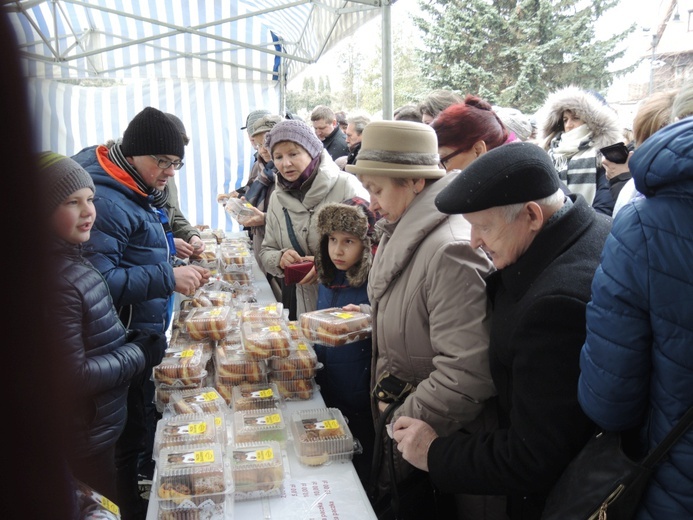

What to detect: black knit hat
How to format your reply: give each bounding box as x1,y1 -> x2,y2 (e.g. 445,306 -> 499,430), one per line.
121,107 -> 185,159
435,142 -> 561,214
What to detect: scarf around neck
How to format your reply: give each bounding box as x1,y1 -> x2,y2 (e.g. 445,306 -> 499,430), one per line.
278,154 -> 321,191
108,141 -> 169,208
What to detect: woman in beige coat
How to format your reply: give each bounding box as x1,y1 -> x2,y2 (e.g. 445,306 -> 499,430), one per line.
346,121 -> 502,520
259,119 -> 368,318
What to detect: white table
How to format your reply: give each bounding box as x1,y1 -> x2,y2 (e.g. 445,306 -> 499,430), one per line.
148,239 -> 377,519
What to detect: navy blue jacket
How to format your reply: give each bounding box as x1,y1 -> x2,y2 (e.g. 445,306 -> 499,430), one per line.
53,238 -> 145,458
578,117 -> 693,519
73,145 -> 176,333
314,270 -> 372,416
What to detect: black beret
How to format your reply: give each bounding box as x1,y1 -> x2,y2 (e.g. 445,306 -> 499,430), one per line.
435,141 -> 561,214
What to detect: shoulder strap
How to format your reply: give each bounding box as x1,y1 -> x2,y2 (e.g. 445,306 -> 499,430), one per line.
642,406 -> 693,469
282,207 -> 306,257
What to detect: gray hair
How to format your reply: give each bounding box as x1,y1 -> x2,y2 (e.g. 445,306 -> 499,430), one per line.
347,115 -> 370,135
498,189 -> 565,222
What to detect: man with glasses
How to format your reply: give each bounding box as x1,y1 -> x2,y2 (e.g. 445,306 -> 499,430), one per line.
72,106 -> 210,520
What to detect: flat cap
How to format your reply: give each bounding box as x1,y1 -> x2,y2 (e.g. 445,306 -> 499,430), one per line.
435,141 -> 561,214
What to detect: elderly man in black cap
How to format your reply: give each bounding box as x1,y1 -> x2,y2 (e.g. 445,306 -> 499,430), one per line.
392,142 -> 611,520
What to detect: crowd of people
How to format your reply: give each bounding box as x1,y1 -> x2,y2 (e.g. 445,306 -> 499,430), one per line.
7,2 -> 692,512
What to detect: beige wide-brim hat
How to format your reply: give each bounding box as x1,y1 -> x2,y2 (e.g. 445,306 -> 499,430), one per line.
346,120 -> 445,179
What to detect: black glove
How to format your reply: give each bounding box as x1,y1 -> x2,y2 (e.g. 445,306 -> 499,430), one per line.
126,328 -> 167,369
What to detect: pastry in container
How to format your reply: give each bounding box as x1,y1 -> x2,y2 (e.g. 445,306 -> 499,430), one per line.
240,320 -> 292,360
231,383 -> 283,411
233,409 -> 287,445
239,301 -> 284,323
184,306 -> 236,341
290,408 -> 355,466
190,288 -> 235,309
153,349 -> 207,386
219,247 -> 253,268
154,413 -> 227,461
154,378 -> 207,414
156,443 -> 232,516
268,340 -> 318,379
214,345 -> 268,385
168,387 -> 228,416
299,307 -> 372,346
286,320 -> 301,340
231,441 -> 285,500
268,376 -> 317,400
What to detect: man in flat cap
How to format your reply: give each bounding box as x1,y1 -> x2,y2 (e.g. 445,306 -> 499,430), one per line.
392,142 -> 611,520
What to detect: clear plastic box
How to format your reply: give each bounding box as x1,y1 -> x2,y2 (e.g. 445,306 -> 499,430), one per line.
286,320 -> 301,340
214,346 -> 268,385
153,349 -> 207,385
190,289 -> 236,309
233,409 -> 287,445
268,377 -> 317,400
220,247 -> 254,268
154,380 -> 208,413
224,197 -> 256,226
168,387 -> 228,416
231,441 -> 285,501
241,320 -> 292,360
219,269 -> 254,287
154,413 -> 227,461
299,307 -> 372,346
268,340 -> 318,378
155,443 -> 232,513
240,302 -> 284,322
184,306 -> 236,341
290,408 -> 355,466
231,383 -> 283,411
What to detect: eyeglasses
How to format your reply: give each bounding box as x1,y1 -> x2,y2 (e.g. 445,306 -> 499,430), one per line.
149,155 -> 184,170
439,147 -> 467,170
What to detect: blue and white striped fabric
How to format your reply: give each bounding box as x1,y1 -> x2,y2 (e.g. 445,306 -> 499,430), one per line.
5,0 -> 382,231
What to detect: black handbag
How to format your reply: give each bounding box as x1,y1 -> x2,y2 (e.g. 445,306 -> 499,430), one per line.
541,406 -> 693,520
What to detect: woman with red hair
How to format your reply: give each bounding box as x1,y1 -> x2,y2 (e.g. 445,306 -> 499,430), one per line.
432,95 -> 509,173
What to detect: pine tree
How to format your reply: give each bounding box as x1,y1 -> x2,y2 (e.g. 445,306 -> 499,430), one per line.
413,0 -> 633,113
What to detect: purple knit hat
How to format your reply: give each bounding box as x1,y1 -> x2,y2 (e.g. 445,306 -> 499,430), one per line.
265,119 -> 324,159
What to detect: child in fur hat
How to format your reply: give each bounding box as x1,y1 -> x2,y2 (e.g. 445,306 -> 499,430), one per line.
313,196 -> 379,489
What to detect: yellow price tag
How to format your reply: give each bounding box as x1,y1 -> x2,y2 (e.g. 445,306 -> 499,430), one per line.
188,422 -> 207,435
214,416 -> 223,427
264,304 -> 277,312
100,497 -> 120,515
335,312 -> 353,319
264,414 -> 281,425
258,389 -> 274,398
256,448 -> 274,461
194,450 -> 215,463
297,341 -> 309,350
202,391 -> 220,401
180,349 -> 195,358
323,419 -> 339,430
268,325 -> 281,332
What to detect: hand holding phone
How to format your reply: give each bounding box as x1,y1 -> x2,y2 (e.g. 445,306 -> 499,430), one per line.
599,142 -> 630,164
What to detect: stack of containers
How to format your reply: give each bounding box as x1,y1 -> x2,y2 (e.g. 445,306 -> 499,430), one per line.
152,342 -> 213,412
189,238 -> 220,276
290,407 -> 356,467
268,339 -> 320,400
219,242 -> 255,288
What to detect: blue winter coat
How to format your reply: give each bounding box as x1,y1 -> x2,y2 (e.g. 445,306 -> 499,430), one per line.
578,117 -> 693,519
53,238 -> 146,458
73,145 -> 177,333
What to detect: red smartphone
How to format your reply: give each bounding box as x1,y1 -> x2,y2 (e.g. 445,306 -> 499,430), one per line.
284,260 -> 314,285
599,143 -> 630,164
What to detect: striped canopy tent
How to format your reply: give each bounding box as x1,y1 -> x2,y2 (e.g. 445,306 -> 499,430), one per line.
3,0 -> 388,231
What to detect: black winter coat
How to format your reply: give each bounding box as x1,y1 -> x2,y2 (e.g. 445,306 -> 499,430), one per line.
53,239 -> 146,459
322,126 -> 349,161
427,196 -> 611,520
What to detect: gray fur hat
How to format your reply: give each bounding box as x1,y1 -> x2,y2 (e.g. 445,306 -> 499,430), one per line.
315,197 -> 378,288
538,86 -> 622,151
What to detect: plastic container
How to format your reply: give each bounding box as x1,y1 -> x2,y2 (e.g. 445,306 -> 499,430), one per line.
286,320 -> 301,340
214,346 -> 268,385
154,379 -> 208,413
268,377 -> 317,401
224,197 -> 256,226
168,387 -> 228,416
184,306 -> 236,341
231,441 -> 285,501
153,349 -> 207,386
240,320 -> 292,360
290,408 -> 355,466
231,383 -> 283,411
233,409 -> 287,445
154,413 -> 227,461
240,302 -> 284,322
155,443 -> 232,514
220,247 -> 254,268
189,289 -> 236,309
268,340 -> 318,378
299,307 -> 372,346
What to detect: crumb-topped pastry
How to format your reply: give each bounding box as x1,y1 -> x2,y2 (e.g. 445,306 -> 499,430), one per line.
299,307 -> 371,346
290,408 -> 354,466
232,442 -> 285,500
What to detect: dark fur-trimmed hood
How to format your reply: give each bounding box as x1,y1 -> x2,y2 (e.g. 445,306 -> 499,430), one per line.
538,86 -> 623,151
314,200 -> 377,288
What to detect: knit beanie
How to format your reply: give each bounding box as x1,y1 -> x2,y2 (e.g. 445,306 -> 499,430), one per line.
121,106 -> 185,159
315,197 -> 379,287
165,113 -> 190,146
38,151 -> 95,214
241,109 -> 271,131
265,119 -> 324,160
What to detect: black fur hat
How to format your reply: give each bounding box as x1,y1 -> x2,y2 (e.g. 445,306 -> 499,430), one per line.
315,197 -> 378,287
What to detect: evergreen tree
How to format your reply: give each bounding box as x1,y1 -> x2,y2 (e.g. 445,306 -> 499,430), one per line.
413,0 -> 633,113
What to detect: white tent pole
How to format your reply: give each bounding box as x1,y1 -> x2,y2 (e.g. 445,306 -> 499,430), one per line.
381,1 -> 393,120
